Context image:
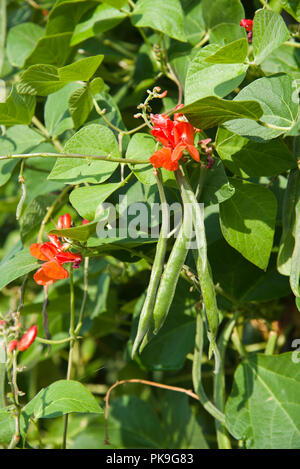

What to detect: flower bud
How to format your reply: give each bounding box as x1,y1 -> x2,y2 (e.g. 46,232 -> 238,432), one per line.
17,325 -> 38,352
57,213 -> 72,230
7,340 -> 18,353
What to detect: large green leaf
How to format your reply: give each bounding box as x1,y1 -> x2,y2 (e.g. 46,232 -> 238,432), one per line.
18,55 -> 103,97
182,0 -> 205,46
44,82 -> 81,136
226,353 -> 300,449
185,44 -> 248,103
202,0 -> 244,28
0,408 -> 15,445
280,0 -> 300,21
69,182 -> 123,220
181,96 -> 263,129
71,3 -> 127,45
127,133 -> 176,187
253,9 -> 290,65
216,127 -> 297,177
132,0 -> 186,42
0,87 -> 35,125
23,380 -> 102,420
219,179 -> 277,270
205,38 -> 248,64
0,249 -> 40,290
290,199 -> 300,297
6,22 -> 44,68
48,124 -> 119,184
224,74 -> 299,141
46,0 -> 95,35
24,32 -> 73,67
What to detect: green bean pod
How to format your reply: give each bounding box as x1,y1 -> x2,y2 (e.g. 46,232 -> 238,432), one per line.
152,200 -> 193,334
175,166 -> 220,355
131,171 -> 168,357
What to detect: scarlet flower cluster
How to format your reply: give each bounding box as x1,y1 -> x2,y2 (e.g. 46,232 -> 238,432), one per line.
7,325 -> 38,353
149,106 -> 200,172
30,214 -> 82,286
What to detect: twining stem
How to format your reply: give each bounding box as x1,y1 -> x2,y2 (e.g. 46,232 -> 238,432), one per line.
75,257 -> 89,335
192,310 -> 226,424
214,318 -> 236,449
37,185 -> 72,243
36,336 -> 74,345
0,152 -> 150,165
104,378 -> 200,445
42,286 -> 50,342
131,170 -> 169,356
284,41 -> 300,49
16,159 -> 26,220
62,266 -> 75,449
7,351 -> 21,449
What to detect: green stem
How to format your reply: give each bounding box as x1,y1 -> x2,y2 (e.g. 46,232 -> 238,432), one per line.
132,170 -> 169,356
16,159 -> 26,220
192,310 -> 226,424
75,257 -> 89,335
0,152 -> 150,165
62,266 -> 75,449
214,318 -> 236,449
265,331 -> 278,355
0,0 -> 6,75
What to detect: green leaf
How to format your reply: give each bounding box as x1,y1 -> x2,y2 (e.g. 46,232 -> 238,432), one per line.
44,82 -> 81,136
0,408 -> 15,444
18,55 -> 104,97
18,64 -> 65,96
6,22 -> 44,68
69,182 -> 123,220
0,125 -> 44,186
71,3 -> 127,45
216,127 -> 297,177
68,78 -> 104,129
185,44 -> 248,103
48,124 -> 119,184
182,0 -> 205,46
23,380 -> 102,419
278,168 -> 300,276
205,38 -> 248,64
46,0 -> 95,35
253,9 -> 290,65
260,44 -> 300,79
224,74 -> 299,141
225,353 -> 300,449
0,249 -> 40,290
0,87 -> 36,126
127,133 -> 176,187
210,22 -> 246,44
49,219 -> 100,242
99,0 -> 127,7
219,179 -> 277,270
58,55 -> 104,82
202,0 -> 244,28
199,158 -> 236,205
181,96 -> 263,129
132,0 -> 187,42
20,194 -> 56,244
280,0 -> 300,21
24,32 -> 73,68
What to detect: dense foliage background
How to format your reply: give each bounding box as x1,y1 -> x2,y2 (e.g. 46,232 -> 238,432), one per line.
0,0 -> 300,450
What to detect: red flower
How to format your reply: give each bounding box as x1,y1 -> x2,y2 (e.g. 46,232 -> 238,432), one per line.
82,219 -> 90,225
240,19 -> 253,32
57,213 -> 72,230
30,235 -> 82,286
17,325 -> 37,352
149,110 -> 200,171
